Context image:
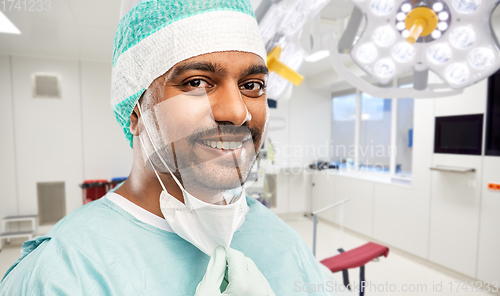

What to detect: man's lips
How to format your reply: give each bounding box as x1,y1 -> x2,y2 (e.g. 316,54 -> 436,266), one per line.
194,139 -> 249,163
196,134 -> 251,142
197,139 -> 251,151
195,132 -> 251,151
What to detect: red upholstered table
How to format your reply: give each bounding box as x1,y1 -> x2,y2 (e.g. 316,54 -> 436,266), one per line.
321,242 -> 389,272
320,242 -> 389,296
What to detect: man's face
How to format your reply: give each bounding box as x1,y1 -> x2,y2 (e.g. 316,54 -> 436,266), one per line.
139,51 -> 269,196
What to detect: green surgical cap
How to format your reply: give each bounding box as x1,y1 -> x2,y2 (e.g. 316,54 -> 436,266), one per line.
111,0 -> 267,147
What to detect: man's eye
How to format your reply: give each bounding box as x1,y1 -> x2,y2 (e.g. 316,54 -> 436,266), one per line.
187,79 -> 208,88
240,82 -> 263,90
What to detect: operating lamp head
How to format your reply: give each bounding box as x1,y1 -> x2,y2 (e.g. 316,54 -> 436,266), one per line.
348,0 -> 500,89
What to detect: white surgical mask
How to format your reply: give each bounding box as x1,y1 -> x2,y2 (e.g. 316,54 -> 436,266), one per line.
136,94 -> 253,256
159,187 -> 249,256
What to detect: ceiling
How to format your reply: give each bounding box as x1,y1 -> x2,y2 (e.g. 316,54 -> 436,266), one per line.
1,0 -> 499,79
0,0 -> 355,65
0,0 -> 121,61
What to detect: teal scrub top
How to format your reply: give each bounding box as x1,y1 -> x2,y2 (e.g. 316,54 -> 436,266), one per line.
0,196 -> 331,295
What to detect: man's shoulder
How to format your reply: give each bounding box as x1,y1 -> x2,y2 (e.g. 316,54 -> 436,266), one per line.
245,195 -> 278,219
0,234 -> 111,295
243,196 -> 305,244
47,197 -> 118,236
0,198 -> 129,295
245,196 -> 297,228
49,198 -> 102,229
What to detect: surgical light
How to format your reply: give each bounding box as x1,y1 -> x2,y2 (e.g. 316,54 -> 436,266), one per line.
427,43 -> 452,64
371,0 -> 395,15
433,2 -> 444,12
432,30 -> 442,39
374,58 -> 396,78
438,11 -> 449,20
445,63 -> 470,85
258,0 -> 329,99
452,0 -> 481,14
327,0 -> 500,95
468,47 -> 495,69
437,22 -> 448,31
356,43 -> 378,63
392,42 -> 415,63
397,12 -> 406,21
257,0 -> 500,99
449,26 -> 476,49
401,3 -> 412,12
373,26 -> 396,47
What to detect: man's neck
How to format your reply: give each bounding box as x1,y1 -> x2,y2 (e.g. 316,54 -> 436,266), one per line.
114,167 -> 184,219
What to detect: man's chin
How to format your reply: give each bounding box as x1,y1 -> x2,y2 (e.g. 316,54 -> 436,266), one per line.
194,173 -> 244,191
180,165 -> 250,192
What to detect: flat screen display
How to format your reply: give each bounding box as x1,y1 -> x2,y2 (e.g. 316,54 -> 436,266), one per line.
434,114 -> 483,155
486,72 -> 500,156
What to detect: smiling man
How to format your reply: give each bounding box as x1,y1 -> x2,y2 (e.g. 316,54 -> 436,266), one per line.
0,0 -> 332,295
121,52 -> 269,211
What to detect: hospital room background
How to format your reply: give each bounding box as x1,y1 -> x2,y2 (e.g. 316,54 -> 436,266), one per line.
0,0 -> 499,295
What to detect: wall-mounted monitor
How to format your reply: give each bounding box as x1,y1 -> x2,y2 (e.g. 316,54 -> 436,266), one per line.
434,114 -> 484,155
486,71 -> 500,156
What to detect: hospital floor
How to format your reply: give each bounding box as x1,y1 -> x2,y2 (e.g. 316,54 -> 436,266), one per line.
284,214 -> 500,296
0,219 -> 498,296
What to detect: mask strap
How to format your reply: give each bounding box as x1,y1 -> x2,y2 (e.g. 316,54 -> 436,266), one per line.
137,101 -> 247,206
136,102 -> 186,194
137,131 -> 168,193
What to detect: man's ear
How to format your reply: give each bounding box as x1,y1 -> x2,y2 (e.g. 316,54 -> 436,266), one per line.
129,105 -> 140,136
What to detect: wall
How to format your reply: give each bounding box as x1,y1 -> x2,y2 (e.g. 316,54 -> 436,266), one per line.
373,98 -> 435,258
269,84 -> 331,214
80,61 -> 132,179
0,56 -> 18,227
477,156 -> 500,283
11,56 -> 84,221
1,53 -> 331,228
310,77 -> 500,282
0,55 -> 132,233
428,80 -> 487,278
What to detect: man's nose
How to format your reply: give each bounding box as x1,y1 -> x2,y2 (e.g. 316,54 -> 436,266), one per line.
211,84 -> 249,126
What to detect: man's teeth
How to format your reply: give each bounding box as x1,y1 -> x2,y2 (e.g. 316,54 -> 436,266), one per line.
202,140 -> 243,150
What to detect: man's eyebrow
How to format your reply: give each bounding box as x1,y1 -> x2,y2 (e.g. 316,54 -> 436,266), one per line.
170,61 -> 226,79
242,64 -> 269,77
169,62 -> 268,80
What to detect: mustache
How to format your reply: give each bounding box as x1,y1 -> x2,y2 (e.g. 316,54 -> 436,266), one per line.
145,123 -> 263,170
188,123 -> 260,143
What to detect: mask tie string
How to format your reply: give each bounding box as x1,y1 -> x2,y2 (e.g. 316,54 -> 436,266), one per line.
136,102 -> 186,195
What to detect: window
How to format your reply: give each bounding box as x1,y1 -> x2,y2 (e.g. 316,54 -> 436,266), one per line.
331,88 -> 415,180
331,93 -> 356,166
359,93 -> 391,173
396,98 -> 414,177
